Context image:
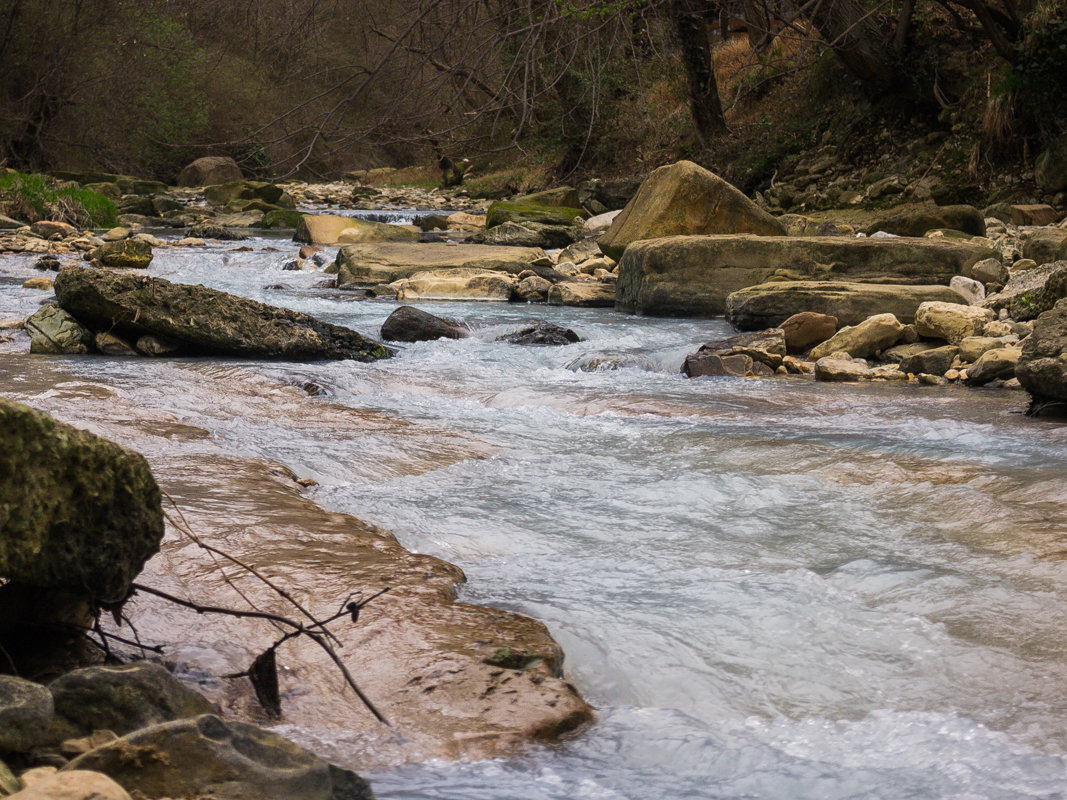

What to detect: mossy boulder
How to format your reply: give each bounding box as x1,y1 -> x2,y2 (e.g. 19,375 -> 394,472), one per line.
90,239 -> 153,268
262,208 -> 305,229
485,201 -> 585,230
54,267 -> 393,361
0,397 -> 164,602
513,187 -> 580,208
204,181 -> 289,207
177,156 -> 243,188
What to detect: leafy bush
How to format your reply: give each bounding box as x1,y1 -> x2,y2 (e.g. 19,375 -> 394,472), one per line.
0,171 -> 117,228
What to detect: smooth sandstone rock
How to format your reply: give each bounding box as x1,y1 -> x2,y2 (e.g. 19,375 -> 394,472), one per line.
0,399 -> 163,603
958,336 -> 1015,363
0,677 -> 54,752
10,769 -> 132,800
54,268 -> 392,361
809,314 -> 904,361
617,235 -> 994,317
392,268 -> 515,301
964,346 -> 1021,386
546,281 -> 615,307
598,160 -> 785,260
915,301 -> 995,343
899,345 -> 958,376
814,356 -> 871,382
294,214 -> 418,246
779,312 -> 837,352
335,243 -> 544,288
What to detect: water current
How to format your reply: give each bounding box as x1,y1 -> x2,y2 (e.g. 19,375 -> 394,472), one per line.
3,233 -> 1067,798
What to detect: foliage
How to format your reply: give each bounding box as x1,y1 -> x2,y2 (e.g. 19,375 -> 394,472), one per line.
1010,15 -> 1067,135
0,171 -> 117,227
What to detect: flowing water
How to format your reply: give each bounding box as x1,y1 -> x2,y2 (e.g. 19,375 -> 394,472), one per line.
3,234 -> 1067,799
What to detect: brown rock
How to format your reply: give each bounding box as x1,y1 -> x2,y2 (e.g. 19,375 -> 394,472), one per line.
780,312 -> 837,352
11,769 -> 132,800
22,277 -> 53,290
1010,204 -> 1062,226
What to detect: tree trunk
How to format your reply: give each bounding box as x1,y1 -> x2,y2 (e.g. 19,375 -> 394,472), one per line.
674,0 -> 728,142
808,0 -> 897,93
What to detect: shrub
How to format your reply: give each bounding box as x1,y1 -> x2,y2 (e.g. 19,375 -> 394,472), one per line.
0,171 -> 117,228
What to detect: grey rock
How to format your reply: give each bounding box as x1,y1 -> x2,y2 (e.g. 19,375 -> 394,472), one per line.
380,306 -> 468,343
0,676 -> 54,752
26,306 -> 92,355
899,345 -> 958,376
496,322 -> 580,346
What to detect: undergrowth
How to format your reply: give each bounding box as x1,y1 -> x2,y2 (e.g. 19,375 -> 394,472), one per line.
0,171 -> 117,228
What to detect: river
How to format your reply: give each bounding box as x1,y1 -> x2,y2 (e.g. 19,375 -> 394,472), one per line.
3,233 -> 1067,799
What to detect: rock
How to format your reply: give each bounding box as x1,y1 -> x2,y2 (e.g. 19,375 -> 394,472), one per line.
203,181 -> 289,207
814,356 -> 871,382
0,398 -> 163,602
883,342 -> 938,362
964,346 -> 1022,386
481,221 -> 578,248
64,715 -> 372,800
445,212 -> 485,231
1035,135 -> 1067,193
1011,259 -> 1038,273
684,329 -> 786,377
335,243 -> 544,289
262,209 -> 304,229
88,240 -> 152,269
22,277 -> 53,290
515,275 -> 552,302
582,210 -> 621,237
726,281 -> 966,331
101,228 -> 128,242
187,222 -> 247,241
779,312 -> 838,352
914,301 -> 995,343
865,204 -> 985,237
513,187 -> 581,208
92,332 -> 137,356
54,268 -> 392,361
899,345 -> 958,376
809,314 -> 904,361
380,306 -> 469,342
1010,204 -> 1062,226
1022,229 -> 1067,265
416,214 -> 449,232
0,213 -> 23,229
983,320 -> 1014,337
598,161 -> 785,260
578,175 -> 644,212
0,677 -> 53,752
0,758 -> 18,795
617,234 -> 994,317
47,662 -> 214,742
564,352 -> 658,372
29,221 -> 77,240
970,257 -> 1009,285
1016,299 -> 1067,404
546,281 -> 615,307
556,238 -> 602,265
294,214 -> 418,246
392,268 -> 515,302
983,263 -> 1067,321
950,275 -> 985,304
485,201 -> 583,229
34,257 -> 62,272
26,306 -> 93,354
177,157 -> 243,187
136,335 -> 183,356
959,336 -> 1015,363
213,211 -> 264,228
683,352 -> 773,378
496,322 -> 579,345
10,770 -> 132,800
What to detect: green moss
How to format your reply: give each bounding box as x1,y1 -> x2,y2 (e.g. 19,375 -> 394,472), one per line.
482,647 -> 543,670
486,201 -> 585,229
0,171 -> 116,227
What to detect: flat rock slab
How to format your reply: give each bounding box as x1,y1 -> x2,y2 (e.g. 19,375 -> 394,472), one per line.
617,234 -> 994,317
392,268 -> 515,302
726,280 -> 967,330
547,281 -> 615,307
335,243 -> 545,289
54,268 -> 392,361
295,214 -> 419,246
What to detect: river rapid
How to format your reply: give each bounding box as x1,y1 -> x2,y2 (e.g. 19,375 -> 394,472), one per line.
3,234 -> 1067,799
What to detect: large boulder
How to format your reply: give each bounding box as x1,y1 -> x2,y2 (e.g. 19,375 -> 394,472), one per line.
480,221 -> 579,249
391,268 -> 515,301
809,314 -> 904,361
0,676 -> 54,752
0,398 -> 163,603
914,301 -> 995,343
88,240 -> 152,269
47,662 -> 214,742
380,306 -> 468,343
64,715 -> 372,800
294,215 -> 418,246
598,161 -> 785,260
1021,229 -> 1067,265
26,306 -> 93,355
616,233 -> 992,317
1016,299 -> 1067,404
54,268 -> 392,361
899,345 -> 958,376
982,262 -> 1067,321
779,312 -> 838,352
726,281 -> 966,330
334,243 -> 544,289
865,203 -> 985,237
177,157 -> 243,187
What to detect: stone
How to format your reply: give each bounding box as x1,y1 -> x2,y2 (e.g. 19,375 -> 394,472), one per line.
135,335 -> 182,357
814,356 -> 871,382
0,677 -> 53,752
1022,229 -> 1067,265
54,268 -> 392,362
982,263 -> 1067,321
809,314 -> 905,361
964,346 -> 1021,386
513,187 -> 581,208
392,268 -> 515,301
25,306 -> 92,354
203,181 -> 288,206
778,312 -> 837,352
564,352 -> 658,372
262,209 -> 304,229
970,257 -> 1009,285
1016,299 -> 1067,404
293,214 -> 418,246
1035,135 -> 1067,193
983,321 -> 1014,337
914,301 -> 995,343
380,306 -> 469,343
950,275 -> 985,304
556,238 -> 602,265
0,398 -> 163,603
34,257 -> 62,272
899,345 -> 958,376
88,240 -> 152,269
684,329 -> 786,377
582,210 -> 621,237
446,212 -> 485,231
617,234 -> 995,317
187,222 -> 247,241
958,336 -> 1015,363
598,161 -> 785,260
92,332 -> 137,356
22,277 -> 53,290
485,202 -> 583,229
578,175 -> 644,212
213,211 -> 264,228
29,221 -> 77,240
481,221 -> 578,249
515,275 -> 552,302
1010,204 -> 1062,226
1011,259 -> 1039,273
865,204 -> 985,237
177,156 -> 242,188
684,352 -> 773,378
0,214 -> 23,229
101,228 -> 129,242
10,770 -> 132,800
726,281 -> 966,331
546,281 -> 615,307
496,323 -> 579,345
64,715 -> 372,800
0,758 -> 17,795
47,662 -> 214,742
335,243 -> 544,289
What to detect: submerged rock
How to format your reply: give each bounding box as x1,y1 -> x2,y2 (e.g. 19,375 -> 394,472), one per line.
565,352 -> 658,372
380,306 -> 469,343
54,268 -> 392,361
496,322 -> 580,345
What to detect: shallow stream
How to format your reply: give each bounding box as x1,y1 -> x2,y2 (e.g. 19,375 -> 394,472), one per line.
3,234 -> 1067,799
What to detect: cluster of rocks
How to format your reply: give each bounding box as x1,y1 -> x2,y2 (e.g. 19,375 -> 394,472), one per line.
379,305 -> 579,346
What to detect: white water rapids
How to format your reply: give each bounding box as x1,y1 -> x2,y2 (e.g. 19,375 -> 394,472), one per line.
3,234 -> 1067,799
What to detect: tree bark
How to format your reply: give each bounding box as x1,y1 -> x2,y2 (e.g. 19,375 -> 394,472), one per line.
674,0 -> 728,142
